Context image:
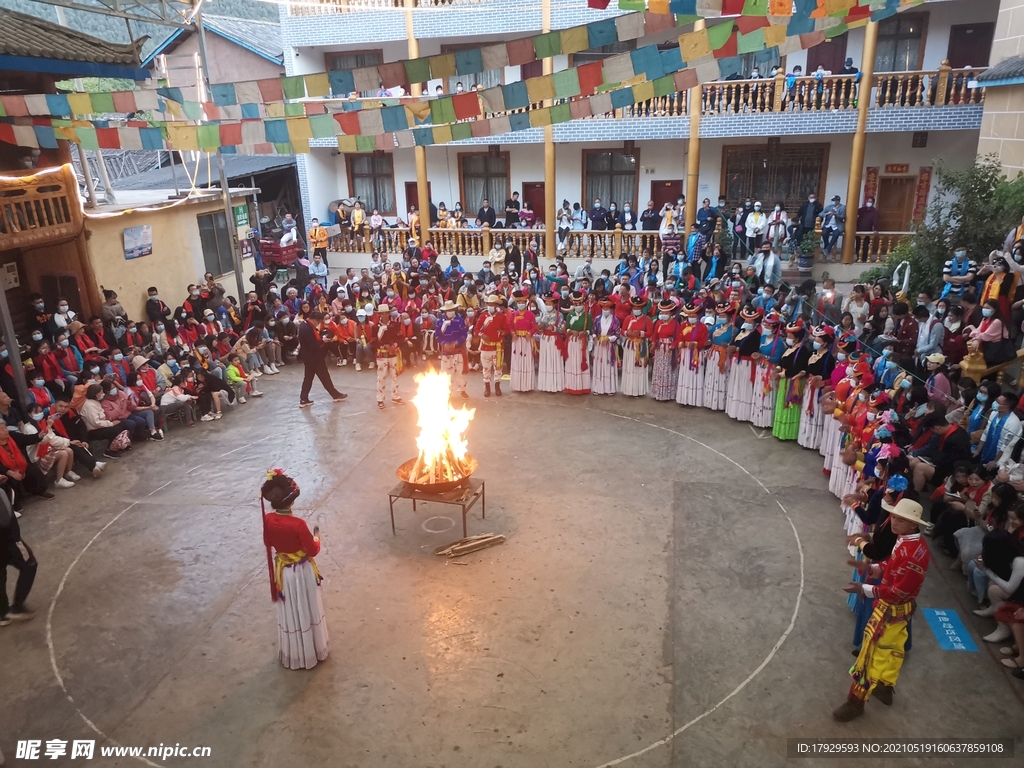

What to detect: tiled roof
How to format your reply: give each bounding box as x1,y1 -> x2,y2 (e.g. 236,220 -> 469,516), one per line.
977,56 -> 1024,83
0,8 -> 140,66
145,15 -> 283,68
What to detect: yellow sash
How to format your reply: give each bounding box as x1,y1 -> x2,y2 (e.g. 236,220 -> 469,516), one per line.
273,550 -> 321,598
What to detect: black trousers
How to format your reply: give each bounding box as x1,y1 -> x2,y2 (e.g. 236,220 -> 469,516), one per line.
70,444 -> 98,471
300,358 -> 342,402
5,465 -> 49,509
0,538 -> 36,616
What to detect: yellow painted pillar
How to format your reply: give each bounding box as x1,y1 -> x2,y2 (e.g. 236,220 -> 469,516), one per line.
406,0 -> 431,248
842,21 -> 878,265
685,19 -> 705,233
543,0 -> 556,261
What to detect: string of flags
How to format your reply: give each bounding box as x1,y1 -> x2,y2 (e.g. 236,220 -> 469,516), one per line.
0,0 -> 922,153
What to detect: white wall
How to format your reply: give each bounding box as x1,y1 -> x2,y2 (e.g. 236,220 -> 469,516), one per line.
843,0 -> 999,71
304,150 -> 342,221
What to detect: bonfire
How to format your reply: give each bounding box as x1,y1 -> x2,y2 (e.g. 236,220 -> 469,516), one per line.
404,371 -> 476,486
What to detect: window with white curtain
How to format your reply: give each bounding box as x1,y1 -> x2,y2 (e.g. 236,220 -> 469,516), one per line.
347,153 -> 396,215
584,150 -> 639,210
875,14 -> 927,72
460,153 -> 509,213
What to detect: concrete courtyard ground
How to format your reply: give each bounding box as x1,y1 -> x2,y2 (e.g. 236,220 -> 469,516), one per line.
1,364 -> 1022,767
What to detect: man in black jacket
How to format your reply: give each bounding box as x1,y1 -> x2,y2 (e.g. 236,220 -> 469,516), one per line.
297,312 -> 347,408
477,199 -> 497,228
794,193 -> 823,246
0,485 -> 36,624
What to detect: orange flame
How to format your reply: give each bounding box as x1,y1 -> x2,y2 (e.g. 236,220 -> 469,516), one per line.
409,371 -> 475,482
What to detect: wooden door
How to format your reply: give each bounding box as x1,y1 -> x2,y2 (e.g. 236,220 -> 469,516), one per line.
651,179 -> 683,211
40,274 -> 83,319
806,33 -> 848,74
947,23 -> 995,68
404,181 -> 431,216
876,177 -> 917,232
521,182 -> 545,222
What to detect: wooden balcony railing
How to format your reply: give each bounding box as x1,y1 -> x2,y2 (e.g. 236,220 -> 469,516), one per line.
327,220 -> 911,266
0,164 -> 83,251
288,0 -> 482,15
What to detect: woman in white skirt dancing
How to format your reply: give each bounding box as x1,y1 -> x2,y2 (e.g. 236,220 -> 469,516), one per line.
564,291 -> 592,395
750,310 -> 785,428
621,296 -> 653,397
703,302 -> 736,412
797,325 -> 837,451
591,299 -> 620,395
262,469 -> 329,670
509,289 -> 538,392
725,306 -> 763,422
536,292 -> 565,393
676,301 -> 708,407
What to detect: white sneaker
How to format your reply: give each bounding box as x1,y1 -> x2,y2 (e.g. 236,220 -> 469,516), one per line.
355,363 -> 362,371
65,471 -> 81,481
200,413 -> 215,422
369,362 -> 376,369
252,390 -> 264,397
237,396 -> 247,404
336,358 -> 344,367
263,365 -> 275,375
251,369 -> 263,378
55,478 -> 75,489
341,359 -> 348,366
94,461 -> 107,472
269,364 -> 280,374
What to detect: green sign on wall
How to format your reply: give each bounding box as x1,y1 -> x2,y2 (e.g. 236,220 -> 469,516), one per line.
233,204 -> 249,228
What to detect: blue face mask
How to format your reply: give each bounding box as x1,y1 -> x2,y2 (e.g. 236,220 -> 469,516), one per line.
813,341 -> 823,351
977,393 -> 988,403
881,349 -> 891,357
992,401 -> 1001,411
0,350 -> 7,359
982,308 -> 995,318
114,354 -> 123,362
900,378 -> 912,390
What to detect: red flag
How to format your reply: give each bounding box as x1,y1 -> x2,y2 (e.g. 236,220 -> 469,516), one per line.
588,0 -> 611,7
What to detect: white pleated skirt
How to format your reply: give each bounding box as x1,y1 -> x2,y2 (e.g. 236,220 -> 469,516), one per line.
621,343 -> 649,397
796,384 -> 826,451
277,560 -> 330,671
749,359 -> 775,428
591,341 -> 618,395
725,356 -> 754,422
511,335 -> 536,392
675,346 -> 705,407
702,348 -> 729,411
564,336 -> 591,394
537,336 -> 565,392
820,411 -> 840,464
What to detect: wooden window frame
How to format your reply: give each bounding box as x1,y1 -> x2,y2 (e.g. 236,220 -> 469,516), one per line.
875,12 -> 929,72
719,142 -> 831,208
324,48 -> 385,73
345,152 -> 397,217
457,151 -> 511,213
581,147 -> 641,210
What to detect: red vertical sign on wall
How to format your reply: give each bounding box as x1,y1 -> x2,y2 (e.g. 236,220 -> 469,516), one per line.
863,167 -> 879,206
912,166 -> 932,224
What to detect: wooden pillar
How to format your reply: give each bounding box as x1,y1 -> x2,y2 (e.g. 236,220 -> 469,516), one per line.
685,19 -> 705,233
406,0 -> 431,247
543,0 -> 556,261
842,20 -> 878,265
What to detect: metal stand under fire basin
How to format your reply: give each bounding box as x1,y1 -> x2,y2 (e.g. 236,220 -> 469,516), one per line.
389,456 -> 485,537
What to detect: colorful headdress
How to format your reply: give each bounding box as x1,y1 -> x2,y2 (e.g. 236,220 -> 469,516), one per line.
886,474 -> 909,493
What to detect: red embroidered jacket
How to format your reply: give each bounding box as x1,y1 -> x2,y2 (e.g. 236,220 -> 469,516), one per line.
862,534 -> 930,605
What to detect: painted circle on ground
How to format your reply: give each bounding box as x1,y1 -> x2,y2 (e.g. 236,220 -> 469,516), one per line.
421,515 -> 456,533
46,403 -> 803,768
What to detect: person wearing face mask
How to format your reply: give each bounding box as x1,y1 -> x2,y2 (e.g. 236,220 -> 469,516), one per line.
591,298 -> 621,395
771,320 -> 810,441
819,195 -> 846,260
743,201 -> 768,255
723,306 -> 764,420
795,193 -> 823,246
975,393 -> 1022,466
749,311 -> 786,428
765,202 -> 788,250
650,301 -> 679,403
560,291 -> 592,396
372,304 -> 405,409
436,301 -> 470,400
618,296 -> 652,397
507,290 -> 538,393
939,305 -> 968,366
674,301 -> 710,407
854,197 -> 880,263
473,295 -> 510,397
325,311 -> 356,367
796,325 -> 838,451
145,286 -> 171,325
964,298 -> 1015,367
938,246 -> 977,300
703,302 -> 737,411
26,293 -> 53,345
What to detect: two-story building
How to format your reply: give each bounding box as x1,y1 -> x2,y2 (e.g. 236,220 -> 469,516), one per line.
279,0 -> 995,277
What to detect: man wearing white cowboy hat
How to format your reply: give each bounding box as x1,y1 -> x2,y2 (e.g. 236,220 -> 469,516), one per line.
834,498 -> 931,721
436,300 -> 469,400
374,303 -> 405,410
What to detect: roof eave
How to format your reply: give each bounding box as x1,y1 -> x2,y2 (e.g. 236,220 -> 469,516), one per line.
0,54 -> 148,81
141,28 -> 186,69
974,76 -> 1024,88
206,26 -> 283,65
